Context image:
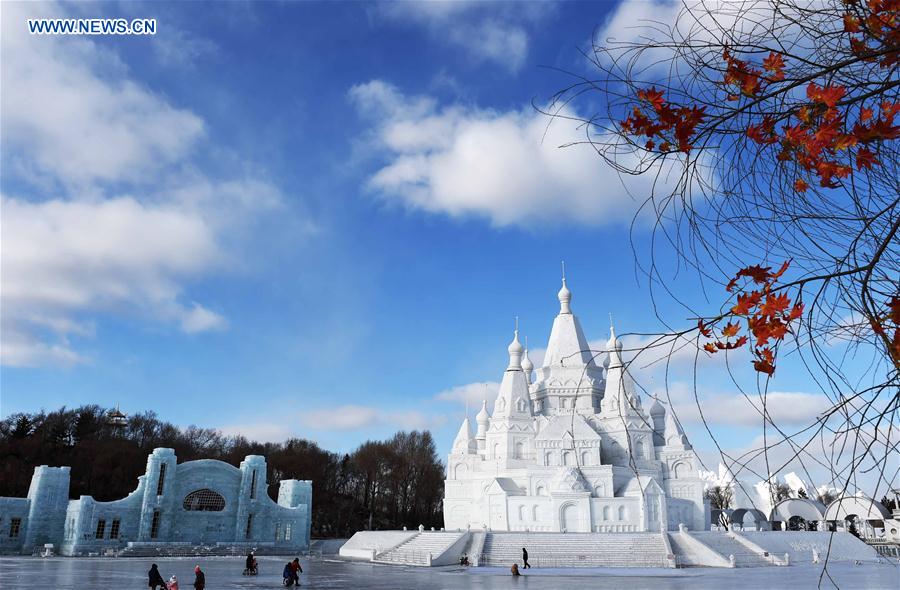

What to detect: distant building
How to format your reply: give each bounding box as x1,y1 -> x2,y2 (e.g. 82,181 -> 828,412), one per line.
0,448 -> 311,556
443,277 -> 708,533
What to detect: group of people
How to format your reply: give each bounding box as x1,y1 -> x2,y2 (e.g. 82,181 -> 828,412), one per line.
511,547 -> 532,576
282,557 -> 303,586
147,564 -> 204,590
148,555 -> 303,588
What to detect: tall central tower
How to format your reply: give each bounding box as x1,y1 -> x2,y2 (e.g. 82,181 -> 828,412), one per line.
528,277 -> 606,416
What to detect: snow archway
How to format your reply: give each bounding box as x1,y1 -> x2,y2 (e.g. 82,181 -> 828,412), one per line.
770,498 -> 826,525
730,507 -> 769,530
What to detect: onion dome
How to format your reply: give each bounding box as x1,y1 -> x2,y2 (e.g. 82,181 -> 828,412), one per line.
558,278 -> 572,314
476,399 -> 490,424
507,322 -> 523,369
606,325 -> 624,368
521,344 -> 534,374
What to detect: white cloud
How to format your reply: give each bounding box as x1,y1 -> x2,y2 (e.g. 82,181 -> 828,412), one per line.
151,26 -> 219,68
434,381 -> 501,407
299,404 -> 447,432
218,422 -> 294,444
656,381 -> 832,428
374,1 -> 552,73
0,328 -> 89,369
452,21 -> 528,72
594,0 -> 805,77
179,303 -> 228,334
0,195 -> 237,365
0,2 -> 290,367
350,80 -> 681,228
1,3 -> 204,190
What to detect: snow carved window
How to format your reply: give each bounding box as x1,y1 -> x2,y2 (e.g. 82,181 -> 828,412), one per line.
183,488 -> 226,512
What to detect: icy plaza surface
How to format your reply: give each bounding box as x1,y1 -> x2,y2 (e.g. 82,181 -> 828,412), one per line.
1,556 -> 898,589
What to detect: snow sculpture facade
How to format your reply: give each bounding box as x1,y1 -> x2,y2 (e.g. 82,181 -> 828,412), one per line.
443,278 -> 708,532
0,448 -> 311,555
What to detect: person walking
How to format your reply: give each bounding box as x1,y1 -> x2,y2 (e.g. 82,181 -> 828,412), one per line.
166,575 -> 178,590
282,561 -> 295,586
522,547 -> 531,569
244,551 -> 257,574
192,565 -> 205,590
148,564 -> 166,590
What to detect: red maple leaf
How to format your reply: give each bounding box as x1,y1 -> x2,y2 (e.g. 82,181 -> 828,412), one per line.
856,147 -> 878,170
794,178 -> 810,193
834,134 -> 858,151
736,265 -> 773,286
637,87 -> 665,110
703,343 -> 718,354
807,83 -> 847,108
722,322 -> 741,338
843,14 -> 861,32
767,320 -> 789,341
741,73 -> 761,96
753,359 -> 776,375
771,260 -> 791,280
698,319 -> 713,338
732,291 -> 762,315
788,303 -> 805,321
762,52 -> 786,81
747,122 -> 775,144
751,318 -> 773,347
850,38 -> 871,58
760,293 -> 791,317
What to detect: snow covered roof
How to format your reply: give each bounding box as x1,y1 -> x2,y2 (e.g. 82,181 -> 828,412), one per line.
535,413 -> 600,442
486,478 -> 525,496
542,278 -> 597,369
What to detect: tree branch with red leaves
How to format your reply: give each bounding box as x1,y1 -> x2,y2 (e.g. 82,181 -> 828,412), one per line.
544,0 -> 898,562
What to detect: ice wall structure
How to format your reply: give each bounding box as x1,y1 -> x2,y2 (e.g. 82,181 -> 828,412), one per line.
0,449 -> 311,555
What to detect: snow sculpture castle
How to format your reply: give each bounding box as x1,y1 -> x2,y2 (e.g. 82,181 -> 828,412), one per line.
443,277 -> 708,533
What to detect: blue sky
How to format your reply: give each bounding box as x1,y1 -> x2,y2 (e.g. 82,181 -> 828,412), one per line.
0,1 -> 889,494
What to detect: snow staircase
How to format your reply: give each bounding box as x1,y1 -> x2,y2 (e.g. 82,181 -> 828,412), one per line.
689,531 -> 773,567
374,531 -> 466,566
479,532 -> 671,568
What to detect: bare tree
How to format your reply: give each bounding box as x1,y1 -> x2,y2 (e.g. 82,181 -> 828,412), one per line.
546,0 -> 898,555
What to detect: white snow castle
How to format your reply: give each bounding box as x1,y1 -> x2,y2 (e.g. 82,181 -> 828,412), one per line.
443,277 -> 708,533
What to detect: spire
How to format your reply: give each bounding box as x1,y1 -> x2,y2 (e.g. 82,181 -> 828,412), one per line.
606,325 -> 624,369
493,323 -> 533,419
521,336 -> 534,382
664,406 -> 688,445
602,325 -> 642,415
507,318 -> 524,370
452,416 -> 476,454
476,399 -> 490,433
543,272 -> 595,368
558,262 -> 572,315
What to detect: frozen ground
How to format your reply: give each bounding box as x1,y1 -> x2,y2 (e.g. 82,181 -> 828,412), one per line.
0,555 -> 896,589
